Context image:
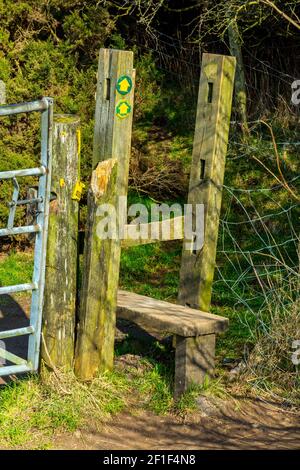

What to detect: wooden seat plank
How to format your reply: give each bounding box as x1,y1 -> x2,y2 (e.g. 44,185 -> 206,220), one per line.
117,290 -> 228,337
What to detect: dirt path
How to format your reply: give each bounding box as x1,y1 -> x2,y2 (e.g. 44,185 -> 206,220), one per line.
54,399 -> 300,450
1,295 -> 299,450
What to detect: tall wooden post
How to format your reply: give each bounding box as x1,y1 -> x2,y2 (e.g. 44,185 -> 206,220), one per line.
42,115 -> 81,370
75,49 -> 135,380
178,54 -> 236,312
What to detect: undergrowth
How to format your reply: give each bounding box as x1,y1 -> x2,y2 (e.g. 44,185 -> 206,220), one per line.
240,280 -> 300,407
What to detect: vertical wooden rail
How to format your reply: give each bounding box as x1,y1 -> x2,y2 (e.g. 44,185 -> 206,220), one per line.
42,115 -> 81,370
75,49 -> 135,380
178,54 -> 236,312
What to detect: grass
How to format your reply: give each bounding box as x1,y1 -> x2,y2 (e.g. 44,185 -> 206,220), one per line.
0,250 -> 33,288
214,306 -> 256,360
120,240 -> 182,300
0,243 -> 228,448
119,238 -> 254,362
0,355 -> 204,448
0,367 -> 129,449
241,284 -> 300,407
0,241 -> 209,448
132,363 -> 174,414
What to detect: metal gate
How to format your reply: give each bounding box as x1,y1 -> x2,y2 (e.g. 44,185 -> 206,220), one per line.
0,97 -> 53,377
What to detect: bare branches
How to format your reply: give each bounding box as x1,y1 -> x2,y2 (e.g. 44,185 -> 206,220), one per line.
252,121 -> 300,203
102,0 -> 166,28
260,0 -> 300,31
129,147 -> 188,199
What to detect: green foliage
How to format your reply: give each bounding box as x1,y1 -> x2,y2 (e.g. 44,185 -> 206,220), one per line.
0,1 -> 116,225
0,2 -> 195,226
133,52 -> 163,122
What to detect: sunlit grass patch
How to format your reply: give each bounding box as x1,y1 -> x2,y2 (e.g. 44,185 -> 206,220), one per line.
0,250 -> 33,287
120,240 -> 181,301
0,367 -> 129,449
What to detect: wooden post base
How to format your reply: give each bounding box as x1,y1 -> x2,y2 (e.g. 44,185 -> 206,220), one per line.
174,334 -> 216,399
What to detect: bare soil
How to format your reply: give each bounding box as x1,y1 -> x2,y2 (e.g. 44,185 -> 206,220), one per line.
53,399 -> 300,450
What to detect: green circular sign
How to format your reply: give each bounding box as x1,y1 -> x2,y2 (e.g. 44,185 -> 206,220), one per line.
116,75 -> 133,95
116,100 -> 132,119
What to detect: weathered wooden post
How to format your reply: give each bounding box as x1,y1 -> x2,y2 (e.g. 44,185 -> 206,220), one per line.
178,53 -> 236,312
0,81 -> 6,104
42,115 -> 81,370
176,54 -> 235,395
75,49 -> 135,380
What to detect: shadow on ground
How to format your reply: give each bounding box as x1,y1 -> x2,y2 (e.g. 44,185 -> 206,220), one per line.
54,397 -> 300,450
0,294 -> 30,383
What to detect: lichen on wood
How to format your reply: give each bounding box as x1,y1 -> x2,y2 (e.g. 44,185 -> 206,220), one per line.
75,158 -> 119,379
75,48 -> 135,380
42,114 -> 80,370
178,54 -> 236,312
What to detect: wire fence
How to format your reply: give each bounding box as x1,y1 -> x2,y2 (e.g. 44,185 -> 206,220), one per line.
211,130 -> 300,404
214,133 -> 299,325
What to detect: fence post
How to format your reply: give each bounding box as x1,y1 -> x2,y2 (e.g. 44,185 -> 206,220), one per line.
178,54 -> 236,312
0,81 -> 6,104
75,49 -> 134,380
42,114 -> 81,370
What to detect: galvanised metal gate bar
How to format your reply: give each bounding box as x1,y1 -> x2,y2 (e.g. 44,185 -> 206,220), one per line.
0,97 -> 53,377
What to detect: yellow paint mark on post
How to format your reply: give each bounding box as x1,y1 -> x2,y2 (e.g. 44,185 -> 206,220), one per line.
116,100 -> 131,119
72,181 -> 85,202
60,178 -> 65,188
116,75 -> 132,95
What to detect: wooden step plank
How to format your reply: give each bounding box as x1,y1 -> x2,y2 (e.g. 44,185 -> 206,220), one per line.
117,290 -> 228,337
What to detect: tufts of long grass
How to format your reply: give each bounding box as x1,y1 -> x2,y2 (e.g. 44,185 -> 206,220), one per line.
0,366 -> 129,449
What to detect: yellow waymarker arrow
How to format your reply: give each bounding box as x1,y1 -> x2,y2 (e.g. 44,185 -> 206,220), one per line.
116,100 -> 131,118
119,78 -> 130,93
116,75 -> 132,95
119,102 -> 129,114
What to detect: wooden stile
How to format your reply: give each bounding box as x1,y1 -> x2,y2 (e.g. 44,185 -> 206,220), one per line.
74,159 -> 119,378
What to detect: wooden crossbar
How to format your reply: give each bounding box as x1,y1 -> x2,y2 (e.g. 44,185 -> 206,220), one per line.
121,216 -> 185,247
